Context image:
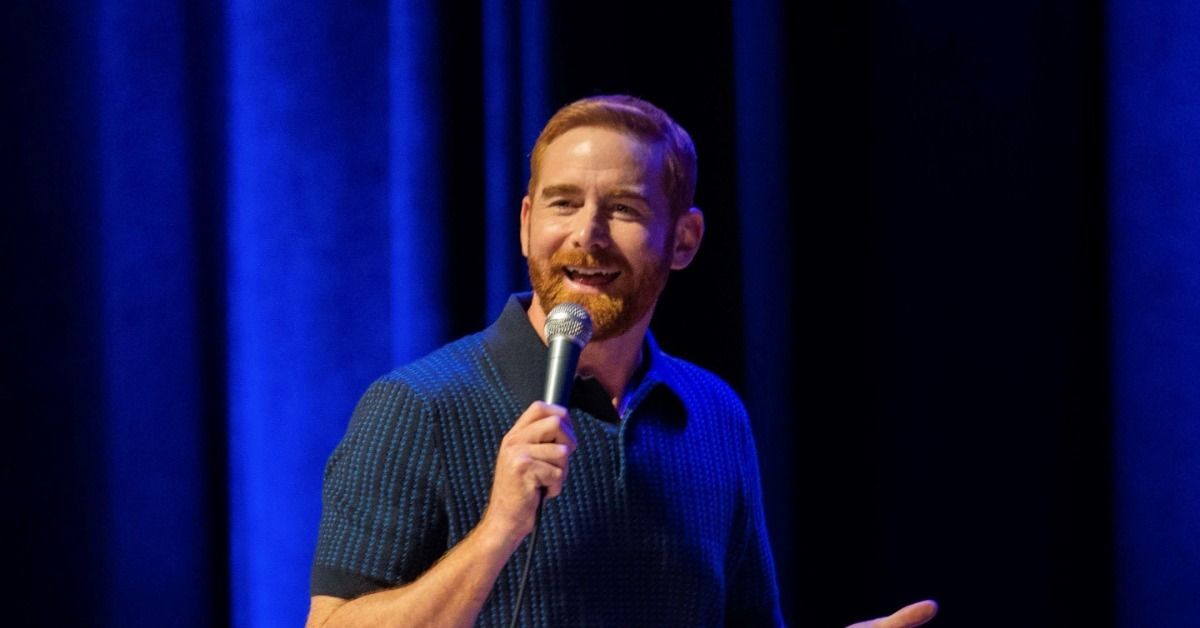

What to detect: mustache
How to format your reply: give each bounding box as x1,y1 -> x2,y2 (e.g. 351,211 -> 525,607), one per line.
549,250 -> 630,272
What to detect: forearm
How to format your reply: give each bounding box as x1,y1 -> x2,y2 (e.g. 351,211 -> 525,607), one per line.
309,516 -> 523,628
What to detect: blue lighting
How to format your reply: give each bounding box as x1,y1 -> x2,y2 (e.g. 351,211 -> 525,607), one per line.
1109,1 -> 1200,624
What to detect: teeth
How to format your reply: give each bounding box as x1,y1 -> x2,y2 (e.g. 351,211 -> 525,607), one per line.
567,267 -> 616,277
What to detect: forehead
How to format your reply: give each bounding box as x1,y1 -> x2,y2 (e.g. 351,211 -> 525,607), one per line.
536,126 -> 666,192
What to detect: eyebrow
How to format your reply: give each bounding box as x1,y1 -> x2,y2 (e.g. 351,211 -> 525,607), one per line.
539,184 -> 583,199
539,184 -> 650,204
607,189 -> 650,203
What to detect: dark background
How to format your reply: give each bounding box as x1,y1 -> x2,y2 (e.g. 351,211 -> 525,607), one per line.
6,0 -> 1197,626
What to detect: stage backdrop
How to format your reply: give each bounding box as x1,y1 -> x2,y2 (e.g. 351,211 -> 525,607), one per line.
6,1 -> 1197,626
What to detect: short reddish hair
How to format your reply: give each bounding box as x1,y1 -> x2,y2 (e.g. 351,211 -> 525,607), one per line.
528,95 -> 698,218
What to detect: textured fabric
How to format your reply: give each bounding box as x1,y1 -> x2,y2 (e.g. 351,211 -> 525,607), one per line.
312,294 -> 783,626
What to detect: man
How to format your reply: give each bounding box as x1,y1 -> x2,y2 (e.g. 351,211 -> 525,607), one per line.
306,95 -> 937,627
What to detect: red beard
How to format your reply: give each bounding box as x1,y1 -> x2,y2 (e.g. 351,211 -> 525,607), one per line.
528,247 -> 670,341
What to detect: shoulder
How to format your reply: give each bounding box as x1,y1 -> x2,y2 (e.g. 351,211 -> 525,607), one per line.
363,331 -> 495,407
325,334 -> 500,482
335,332 -> 495,444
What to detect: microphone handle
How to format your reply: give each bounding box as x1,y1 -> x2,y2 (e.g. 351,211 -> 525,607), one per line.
543,337 -> 582,406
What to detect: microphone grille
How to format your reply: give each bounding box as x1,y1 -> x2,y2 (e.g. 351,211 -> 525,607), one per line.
545,302 -> 593,347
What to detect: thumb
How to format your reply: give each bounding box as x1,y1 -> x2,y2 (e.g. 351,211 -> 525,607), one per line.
878,600 -> 939,628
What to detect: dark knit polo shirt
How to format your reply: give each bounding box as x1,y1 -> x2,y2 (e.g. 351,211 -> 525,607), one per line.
311,294 -> 783,626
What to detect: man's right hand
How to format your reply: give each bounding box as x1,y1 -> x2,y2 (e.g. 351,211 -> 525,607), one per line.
481,401 -> 577,542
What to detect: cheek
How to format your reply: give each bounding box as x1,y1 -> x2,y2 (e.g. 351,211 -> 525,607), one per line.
525,220 -> 570,255
626,223 -> 671,256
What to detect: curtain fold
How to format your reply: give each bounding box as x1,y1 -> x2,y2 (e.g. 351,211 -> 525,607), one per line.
226,3 -> 394,625
1109,1 -> 1200,625
96,0 -> 214,624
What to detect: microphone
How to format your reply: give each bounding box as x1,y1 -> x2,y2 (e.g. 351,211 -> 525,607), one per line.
543,302 -> 593,406
509,303 -> 592,628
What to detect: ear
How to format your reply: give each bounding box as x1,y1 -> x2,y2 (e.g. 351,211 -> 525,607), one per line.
519,195 -> 532,258
669,207 -> 705,270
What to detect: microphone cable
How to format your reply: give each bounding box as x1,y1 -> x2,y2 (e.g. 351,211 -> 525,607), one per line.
508,487 -> 547,628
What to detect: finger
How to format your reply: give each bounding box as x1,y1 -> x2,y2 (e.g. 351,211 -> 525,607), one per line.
506,453 -> 566,486
524,442 -> 572,468
525,413 -> 577,449
525,459 -> 567,498
512,401 -> 566,430
879,600 -> 938,628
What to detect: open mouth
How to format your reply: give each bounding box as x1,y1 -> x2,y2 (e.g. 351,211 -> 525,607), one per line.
562,265 -> 621,287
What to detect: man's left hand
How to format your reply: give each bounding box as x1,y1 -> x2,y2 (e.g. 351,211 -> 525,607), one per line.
846,600 -> 938,628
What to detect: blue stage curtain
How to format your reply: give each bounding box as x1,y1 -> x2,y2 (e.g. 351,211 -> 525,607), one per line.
482,0 -> 547,319
732,0 -> 794,619
1109,1 -> 1200,625
8,1 -> 1199,626
224,2 -> 538,624
224,2 -> 388,625
94,0 -> 217,624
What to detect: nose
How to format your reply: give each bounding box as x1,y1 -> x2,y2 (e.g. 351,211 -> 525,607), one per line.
569,204 -> 610,250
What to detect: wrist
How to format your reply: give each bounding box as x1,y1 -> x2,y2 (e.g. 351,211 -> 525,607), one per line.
476,509 -> 528,556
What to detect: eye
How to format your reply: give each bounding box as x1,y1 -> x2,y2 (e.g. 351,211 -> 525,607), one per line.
546,198 -> 577,212
611,203 -> 640,217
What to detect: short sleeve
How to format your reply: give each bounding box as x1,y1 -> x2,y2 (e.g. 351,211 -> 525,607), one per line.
310,376 -> 448,599
725,416 -> 785,626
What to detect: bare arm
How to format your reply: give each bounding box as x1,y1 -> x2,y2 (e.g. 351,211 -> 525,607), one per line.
306,402 -> 576,628
305,515 -> 520,628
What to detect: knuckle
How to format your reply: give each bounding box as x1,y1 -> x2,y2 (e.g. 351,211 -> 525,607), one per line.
510,455 -> 530,474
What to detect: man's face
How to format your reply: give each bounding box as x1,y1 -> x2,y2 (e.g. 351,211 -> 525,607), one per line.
521,126 -> 677,341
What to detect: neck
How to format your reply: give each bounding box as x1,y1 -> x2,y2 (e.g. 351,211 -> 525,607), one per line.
527,295 -> 653,407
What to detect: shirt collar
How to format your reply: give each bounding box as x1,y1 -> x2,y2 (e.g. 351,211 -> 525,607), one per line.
481,293 -> 550,408
482,293 -> 676,418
